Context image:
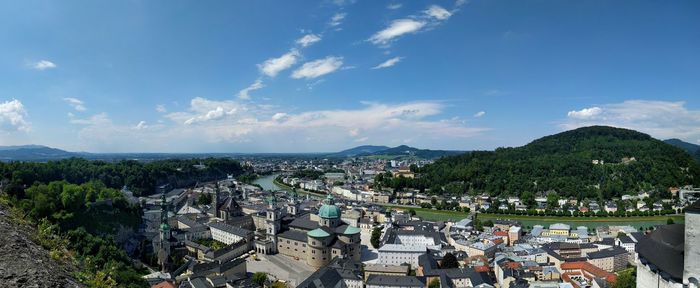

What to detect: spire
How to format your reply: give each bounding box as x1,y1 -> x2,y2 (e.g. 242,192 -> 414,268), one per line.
267,196 -> 277,209
160,194 -> 168,226
324,193 -> 334,205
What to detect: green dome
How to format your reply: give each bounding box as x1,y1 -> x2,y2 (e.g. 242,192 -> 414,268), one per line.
307,228 -> 331,238
339,225 -> 361,235
160,223 -> 170,231
318,194 -> 341,219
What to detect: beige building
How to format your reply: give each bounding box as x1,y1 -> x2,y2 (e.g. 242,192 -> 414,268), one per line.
276,194 -> 362,268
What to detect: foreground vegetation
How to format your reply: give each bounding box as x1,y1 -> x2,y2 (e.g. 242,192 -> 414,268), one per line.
2,182 -> 147,287
0,157 -> 249,287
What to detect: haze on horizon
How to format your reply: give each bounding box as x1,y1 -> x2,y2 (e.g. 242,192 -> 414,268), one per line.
0,0 -> 698,153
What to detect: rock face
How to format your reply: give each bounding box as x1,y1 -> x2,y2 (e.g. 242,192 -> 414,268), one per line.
0,205 -> 83,288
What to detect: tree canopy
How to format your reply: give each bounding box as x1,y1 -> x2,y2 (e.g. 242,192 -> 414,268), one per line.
377,126 -> 700,200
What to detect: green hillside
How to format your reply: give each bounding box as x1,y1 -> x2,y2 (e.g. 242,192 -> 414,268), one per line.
381,126 -> 700,199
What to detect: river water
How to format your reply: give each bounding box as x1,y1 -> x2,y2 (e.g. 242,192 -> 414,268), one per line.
253,173 -> 284,191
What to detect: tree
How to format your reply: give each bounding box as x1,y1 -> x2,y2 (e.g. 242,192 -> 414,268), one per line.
371,227 -> 383,248
667,218 -> 675,225
407,209 -> 416,216
429,278 -> 440,288
252,272 -> 268,286
612,270 -> 635,288
198,193 -> 212,206
441,252 -> 459,269
521,192 -> 535,207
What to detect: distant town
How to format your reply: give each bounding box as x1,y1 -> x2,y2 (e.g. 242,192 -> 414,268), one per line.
131,154 -> 700,288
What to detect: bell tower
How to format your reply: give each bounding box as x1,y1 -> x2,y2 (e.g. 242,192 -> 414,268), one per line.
266,196 -> 280,253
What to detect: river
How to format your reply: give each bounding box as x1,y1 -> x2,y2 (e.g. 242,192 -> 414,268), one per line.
253,173 -> 285,191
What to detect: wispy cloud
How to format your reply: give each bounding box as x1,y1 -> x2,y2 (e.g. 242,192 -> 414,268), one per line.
29,60 -> 57,71
473,111 -> 486,118
425,5 -> 452,20
291,56 -> 344,79
258,49 -> 300,77
296,34 -> 322,47
134,121 -> 148,130
369,19 -> 426,45
238,79 -> 265,100
330,13 -> 346,27
561,100 -> 700,141
387,3 -> 402,10
156,104 -> 167,113
368,4 -> 456,46
372,56 -> 403,69
0,99 -> 30,132
63,98 -> 87,111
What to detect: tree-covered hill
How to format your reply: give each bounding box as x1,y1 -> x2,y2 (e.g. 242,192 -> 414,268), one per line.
0,157 -> 249,196
381,126 -> 700,199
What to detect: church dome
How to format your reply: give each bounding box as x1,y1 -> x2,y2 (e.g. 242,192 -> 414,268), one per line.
318,194 -> 341,219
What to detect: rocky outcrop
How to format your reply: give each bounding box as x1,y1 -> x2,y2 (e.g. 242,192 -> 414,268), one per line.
0,204 -> 83,288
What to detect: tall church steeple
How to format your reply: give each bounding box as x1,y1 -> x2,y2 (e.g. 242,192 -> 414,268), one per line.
266,196 -> 280,253
209,184 -> 220,217
157,194 -> 171,272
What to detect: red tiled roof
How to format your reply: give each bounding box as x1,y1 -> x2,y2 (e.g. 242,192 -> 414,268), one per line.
494,231 -> 508,237
152,281 -> 176,288
561,261 -> 616,283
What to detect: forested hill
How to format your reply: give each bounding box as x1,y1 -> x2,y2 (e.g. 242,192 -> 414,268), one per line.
0,157 -> 249,196
393,126 -> 700,199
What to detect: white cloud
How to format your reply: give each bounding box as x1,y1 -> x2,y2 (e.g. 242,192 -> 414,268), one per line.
166,97 -> 243,125
473,111 -> 486,118
63,97 -> 86,111
372,57 -> 403,69
561,100 -> 700,141
296,34 -> 322,47
387,3 -> 402,10
291,56 -> 343,79
238,79 -> 265,100
369,19 -> 426,45
134,121 -> 148,130
330,13 -> 346,27
258,49 -> 300,77
29,60 -> 57,70
566,107 -> 602,119
0,99 -> 30,132
425,5 -> 452,20
156,105 -> 167,113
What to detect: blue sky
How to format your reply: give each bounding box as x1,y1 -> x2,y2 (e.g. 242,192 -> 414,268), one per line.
0,0 -> 699,153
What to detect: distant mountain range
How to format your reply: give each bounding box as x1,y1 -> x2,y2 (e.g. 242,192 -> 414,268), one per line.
0,144 -> 463,162
0,145 -> 77,161
664,138 -> 700,162
329,144 -> 464,159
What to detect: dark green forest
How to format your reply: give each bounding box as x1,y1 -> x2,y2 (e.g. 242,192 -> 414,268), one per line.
0,157 -> 248,287
0,157 -> 249,197
377,126 -> 700,200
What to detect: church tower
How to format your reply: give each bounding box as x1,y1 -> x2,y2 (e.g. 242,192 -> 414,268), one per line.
266,196 -> 281,253
209,184 -> 220,217
287,188 -> 300,216
157,194 -> 171,272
